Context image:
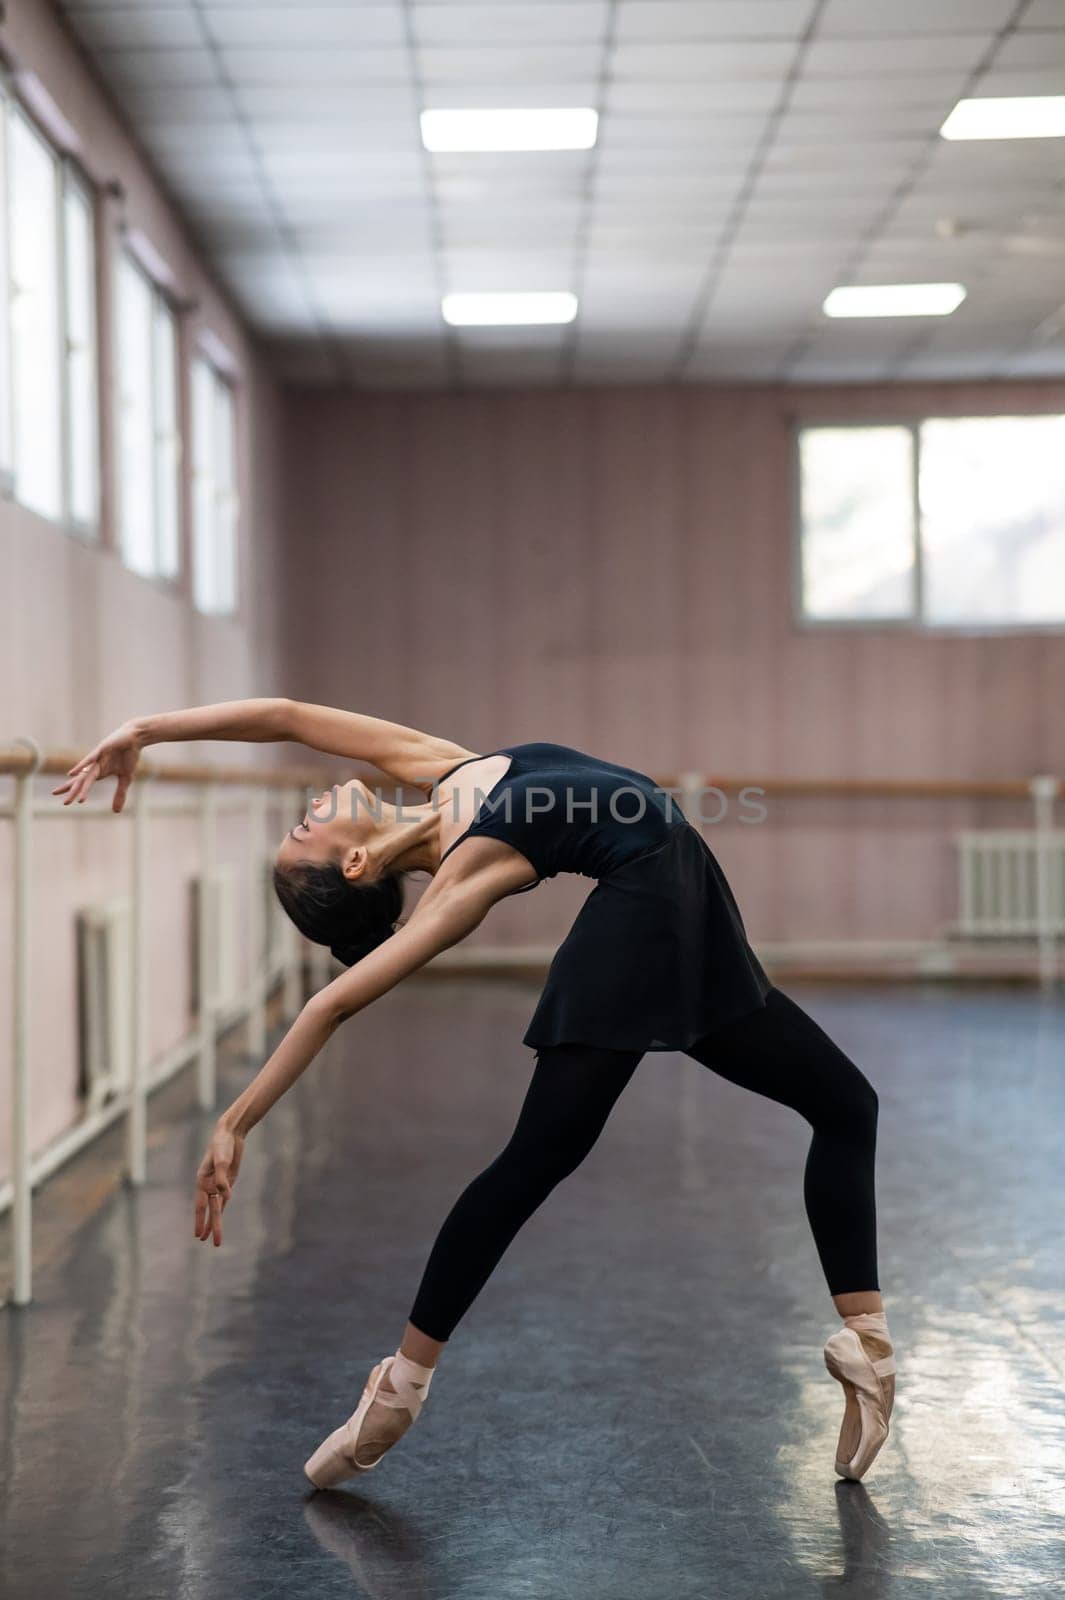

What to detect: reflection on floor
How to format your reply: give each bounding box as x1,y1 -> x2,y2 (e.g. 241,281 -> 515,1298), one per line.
2,977 -> 1064,1600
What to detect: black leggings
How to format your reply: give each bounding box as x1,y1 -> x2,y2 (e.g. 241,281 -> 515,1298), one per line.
407,987 -> 880,1343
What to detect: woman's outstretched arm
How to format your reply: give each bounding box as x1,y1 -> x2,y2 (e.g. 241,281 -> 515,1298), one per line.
52,697 -> 475,810
194,861 -> 522,1247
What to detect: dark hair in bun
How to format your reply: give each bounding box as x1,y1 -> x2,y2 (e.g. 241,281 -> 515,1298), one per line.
272,861 -> 404,967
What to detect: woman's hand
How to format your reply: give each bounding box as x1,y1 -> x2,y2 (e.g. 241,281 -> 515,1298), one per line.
51,719 -> 145,812
194,1122 -> 245,1247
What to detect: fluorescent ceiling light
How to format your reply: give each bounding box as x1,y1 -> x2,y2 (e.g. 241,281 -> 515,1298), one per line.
823,283 -> 967,319
941,96 -> 1065,140
421,108 -> 598,152
442,292 -> 578,326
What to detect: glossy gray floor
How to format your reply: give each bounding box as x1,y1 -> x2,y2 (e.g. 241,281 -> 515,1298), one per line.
3,978 -> 1065,1600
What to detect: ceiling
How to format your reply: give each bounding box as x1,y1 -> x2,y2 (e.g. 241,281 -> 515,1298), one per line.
57,0 -> 1065,388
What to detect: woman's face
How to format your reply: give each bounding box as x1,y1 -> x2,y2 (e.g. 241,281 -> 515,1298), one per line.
275,777 -> 379,870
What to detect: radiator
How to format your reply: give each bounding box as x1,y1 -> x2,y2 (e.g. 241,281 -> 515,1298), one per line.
76,898 -> 132,1113
956,831 -> 1065,937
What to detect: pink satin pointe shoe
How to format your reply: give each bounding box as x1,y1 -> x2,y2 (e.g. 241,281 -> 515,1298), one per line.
823,1311 -> 896,1481
304,1350 -> 435,1489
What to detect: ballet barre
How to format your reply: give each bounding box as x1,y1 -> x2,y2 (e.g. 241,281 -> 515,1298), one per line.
0,741 -> 336,1308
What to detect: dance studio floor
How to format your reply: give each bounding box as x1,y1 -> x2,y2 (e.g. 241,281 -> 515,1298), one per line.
2,977 -> 1064,1600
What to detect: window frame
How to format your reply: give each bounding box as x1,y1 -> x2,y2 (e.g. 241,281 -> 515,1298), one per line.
59,159 -> 100,538
190,349 -> 240,619
112,242 -> 183,587
792,413 -> 1065,638
2,84 -> 100,537
0,76 -> 12,498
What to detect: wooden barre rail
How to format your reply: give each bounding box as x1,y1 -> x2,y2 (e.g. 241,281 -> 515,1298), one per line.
0,746 -> 1048,801
0,744 -> 334,788
665,775 -> 1037,801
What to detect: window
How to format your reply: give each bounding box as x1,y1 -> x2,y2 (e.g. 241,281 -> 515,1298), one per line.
3,100 -> 98,527
797,416 -> 1065,630
62,178 -> 99,528
191,354 -> 238,615
0,89 -> 11,485
114,250 -> 180,579
799,426 -> 915,622
9,109 -> 62,520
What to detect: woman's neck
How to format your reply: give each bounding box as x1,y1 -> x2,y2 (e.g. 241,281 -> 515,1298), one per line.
378,802 -> 442,876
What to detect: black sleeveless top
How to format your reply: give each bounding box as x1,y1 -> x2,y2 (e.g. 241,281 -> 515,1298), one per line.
439,742 -> 683,883
438,741 -> 772,1054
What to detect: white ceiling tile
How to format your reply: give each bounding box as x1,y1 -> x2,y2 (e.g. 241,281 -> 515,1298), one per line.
817,0 -> 1017,36
762,139 -> 926,172
605,79 -> 783,113
612,40 -> 798,78
250,119 -> 421,156
452,324 -> 569,350
55,0 -> 1065,386
593,151 -> 747,188
779,107 -> 946,139
217,254 -> 313,332
599,113 -> 765,149
258,148 -> 425,186
237,86 -> 418,120
993,31 -> 1065,68
441,251 -> 576,289
420,80 -> 599,107
205,6 -> 405,46
413,4 -> 608,46
788,73 -> 973,109
1018,0 -> 1065,27
617,1 -> 817,42
70,6 -> 201,50
219,46 -> 410,82
307,272 -> 441,333
429,150 -> 592,182
803,34 -> 992,77
978,66 -> 1065,94
417,45 -> 604,80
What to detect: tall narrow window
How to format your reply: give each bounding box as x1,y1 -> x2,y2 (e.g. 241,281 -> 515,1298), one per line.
9,109 -> 62,520
62,176 -> 98,528
798,426 -> 916,622
191,353 -> 238,615
114,248 -> 180,578
0,89 -> 12,485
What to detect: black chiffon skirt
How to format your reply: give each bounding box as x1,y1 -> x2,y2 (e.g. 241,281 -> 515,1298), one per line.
523,822 -> 773,1054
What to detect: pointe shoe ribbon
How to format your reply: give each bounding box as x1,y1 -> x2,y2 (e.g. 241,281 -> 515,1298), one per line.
823,1312 -> 895,1482
372,1350 -> 435,1422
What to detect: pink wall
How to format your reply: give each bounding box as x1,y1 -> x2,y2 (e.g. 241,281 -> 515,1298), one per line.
278,381 -> 1065,956
0,0 -> 292,1180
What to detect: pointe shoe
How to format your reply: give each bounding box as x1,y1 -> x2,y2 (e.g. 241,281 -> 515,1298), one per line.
304,1350 -> 435,1489
823,1311 -> 896,1482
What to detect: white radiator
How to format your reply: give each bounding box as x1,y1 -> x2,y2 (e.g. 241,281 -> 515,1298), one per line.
189,865 -> 240,1013
76,898 -> 132,1113
956,831 -> 1065,937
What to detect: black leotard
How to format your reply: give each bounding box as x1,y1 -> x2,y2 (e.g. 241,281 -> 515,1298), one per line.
438,741 -> 772,1053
